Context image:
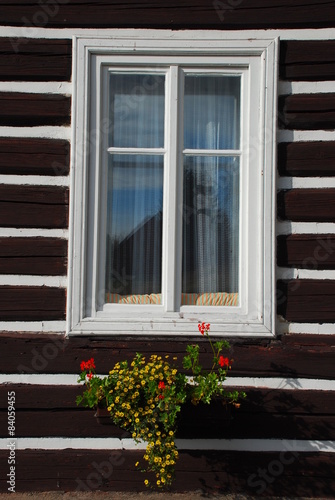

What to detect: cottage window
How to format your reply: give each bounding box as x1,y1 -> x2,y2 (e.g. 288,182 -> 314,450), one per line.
68,32 -> 278,336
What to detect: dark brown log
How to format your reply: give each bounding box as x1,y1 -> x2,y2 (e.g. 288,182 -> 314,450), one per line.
1,333 -> 334,379
0,93 -> 71,126
0,138 -> 70,176
278,189 -> 335,222
278,142 -> 335,177
0,0 -> 334,29
277,234 -> 335,269
0,449 -> 333,497
1,385 -> 334,440
278,279 -> 335,323
0,185 -> 69,228
0,286 -> 66,321
280,40 -> 335,81
3,385 -> 335,414
279,94 -> 335,130
0,237 -> 67,275
0,38 -> 72,81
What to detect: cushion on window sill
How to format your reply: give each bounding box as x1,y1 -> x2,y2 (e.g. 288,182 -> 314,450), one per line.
105,292 -> 238,306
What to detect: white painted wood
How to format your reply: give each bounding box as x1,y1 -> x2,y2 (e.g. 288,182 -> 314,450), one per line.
288,323 -> 335,335
68,34 -> 278,337
278,130 -> 335,143
0,26 -> 334,41
276,222 -> 335,235
164,65 -> 179,312
279,81 -> 335,96
0,275 -> 67,287
277,268 -> 335,280
0,126 -> 71,140
1,373 -> 335,390
183,149 -> 242,156
278,177 -> 335,189
0,175 -> 69,186
0,321 -> 66,332
0,436 -> 333,452
0,228 -> 68,238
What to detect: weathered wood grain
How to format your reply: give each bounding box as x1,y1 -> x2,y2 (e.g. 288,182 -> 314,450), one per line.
277,234 -> 335,269
278,279 -> 335,323
1,334 -> 334,379
3,385 -> 335,414
0,0 -> 334,29
0,138 -> 70,176
0,286 -> 66,321
0,92 -> 71,127
0,237 -> 67,275
279,94 -> 335,130
280,40 -> 335,81
278,189 -> 335,222
0,449 -> 333,496
0,386 -> 334,440
0,185 -> 69,228
0,38 -> 72,81
278,142 -> 335,177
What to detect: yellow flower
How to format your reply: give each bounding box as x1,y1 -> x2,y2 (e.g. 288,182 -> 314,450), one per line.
135,461 -> 139,467
144,479 -> 149,486
157,480 -> 161,486
107,406 -> 111,411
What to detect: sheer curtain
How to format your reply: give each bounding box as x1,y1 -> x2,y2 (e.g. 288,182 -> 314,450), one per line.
105,74 -> 164,302
182,75 -> 240,301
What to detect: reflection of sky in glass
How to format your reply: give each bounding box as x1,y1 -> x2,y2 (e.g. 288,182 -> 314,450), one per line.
107,155 -> 164,240
183,156 -> 240,294
184,75 -> 240,150
109,73 -> 165,149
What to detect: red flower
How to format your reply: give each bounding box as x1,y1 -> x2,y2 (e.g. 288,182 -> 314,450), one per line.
198,322 -> 210,335
86,373 -> 93,380
158,381 -> 166,390
158,394 -> 164,400
80,358 -> 96,371
218,356 -> 229,368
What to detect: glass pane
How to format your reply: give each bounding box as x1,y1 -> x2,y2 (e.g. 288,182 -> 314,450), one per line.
184,75 -> 240,150
105,155 -> 163,302
182,156 -> 239,304
109,73 -> 165,148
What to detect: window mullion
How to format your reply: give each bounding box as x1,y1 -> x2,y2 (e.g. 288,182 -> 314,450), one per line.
163,65 -> 180,312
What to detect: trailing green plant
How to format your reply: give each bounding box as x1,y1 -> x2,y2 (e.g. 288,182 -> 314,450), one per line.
76,323 -> 246,489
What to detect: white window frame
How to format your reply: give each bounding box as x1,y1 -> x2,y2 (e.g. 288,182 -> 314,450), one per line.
68,31 -> 278,337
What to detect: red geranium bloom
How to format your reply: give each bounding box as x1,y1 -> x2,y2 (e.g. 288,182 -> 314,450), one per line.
218,356 -> 229,368
158,381 -> 166,390
158,394 -> 164,400
80,358 -> 96,371
198,322 -> 210,335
